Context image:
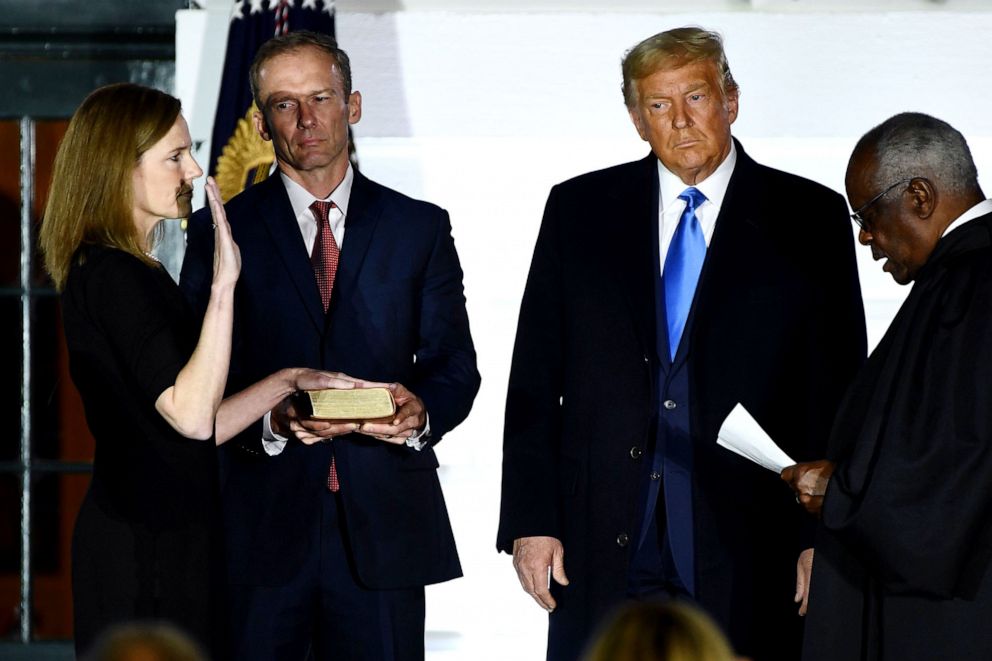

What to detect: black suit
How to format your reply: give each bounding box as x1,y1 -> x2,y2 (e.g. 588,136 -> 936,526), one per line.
181,171 -> 479,658
498,141 -> 866,660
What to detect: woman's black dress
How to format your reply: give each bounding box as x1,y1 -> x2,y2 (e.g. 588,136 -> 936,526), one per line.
61,244 -> 223,657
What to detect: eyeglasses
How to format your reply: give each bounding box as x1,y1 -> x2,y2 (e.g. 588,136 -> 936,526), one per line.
849,178 -> 916,232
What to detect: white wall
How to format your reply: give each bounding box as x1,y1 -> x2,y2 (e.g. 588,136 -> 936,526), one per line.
176,7 -> 992,658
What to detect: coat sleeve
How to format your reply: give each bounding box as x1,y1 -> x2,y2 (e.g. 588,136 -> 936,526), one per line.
823,252 -> 992,598
409,209 -> 481,443
496,186 -> 566,553
796,192 -> 867,461
791,192 -> 868,551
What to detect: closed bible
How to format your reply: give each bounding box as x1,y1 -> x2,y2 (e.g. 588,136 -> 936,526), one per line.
301,387 -> 396,421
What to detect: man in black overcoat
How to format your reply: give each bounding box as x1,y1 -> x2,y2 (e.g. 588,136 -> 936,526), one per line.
784,112 -> 992,661
498,26 -> 866,660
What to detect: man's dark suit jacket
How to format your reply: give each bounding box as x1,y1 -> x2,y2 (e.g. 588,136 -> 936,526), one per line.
181,170 -> 479,591
497,141 -> 867,660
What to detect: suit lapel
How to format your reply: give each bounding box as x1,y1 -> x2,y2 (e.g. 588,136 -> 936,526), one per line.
257,175 -> 326,331
682,140 -> 766,368
606,154 -> 658,362
334,170 -> 382,303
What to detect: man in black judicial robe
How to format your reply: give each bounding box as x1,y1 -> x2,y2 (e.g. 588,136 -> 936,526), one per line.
783,112 -> 992,660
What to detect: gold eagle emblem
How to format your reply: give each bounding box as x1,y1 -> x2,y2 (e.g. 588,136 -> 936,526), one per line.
215,104 -> 275,203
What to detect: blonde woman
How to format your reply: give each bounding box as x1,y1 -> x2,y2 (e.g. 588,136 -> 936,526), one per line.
41,83 -> 372,658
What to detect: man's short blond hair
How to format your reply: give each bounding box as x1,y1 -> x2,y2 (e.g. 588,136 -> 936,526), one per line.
621,26 -> 739,108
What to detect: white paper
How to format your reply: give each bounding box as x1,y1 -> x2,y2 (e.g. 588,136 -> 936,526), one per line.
716,403 -> 795,473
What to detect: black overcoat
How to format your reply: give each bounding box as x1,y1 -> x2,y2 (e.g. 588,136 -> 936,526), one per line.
498,141 -> 867,660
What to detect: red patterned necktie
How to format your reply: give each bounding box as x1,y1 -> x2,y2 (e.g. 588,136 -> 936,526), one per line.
309,200 -> 342,492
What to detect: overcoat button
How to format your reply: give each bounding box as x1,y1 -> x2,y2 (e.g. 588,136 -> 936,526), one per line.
629,446 -> 643,459
663,399 -> 677,410
617,533 -> 630,547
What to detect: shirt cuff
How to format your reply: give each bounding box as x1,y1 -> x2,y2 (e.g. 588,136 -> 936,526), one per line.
262,410 -> 289,456
405,413 -> 431,451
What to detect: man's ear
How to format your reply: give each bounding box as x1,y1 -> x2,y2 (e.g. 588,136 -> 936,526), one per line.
347,91 -> 363,126
725,88 -> 740,125
910,177 -> 936,219
253,109 -> 271,142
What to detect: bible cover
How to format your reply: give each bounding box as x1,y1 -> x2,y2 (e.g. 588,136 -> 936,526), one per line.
301,387 -> 396,421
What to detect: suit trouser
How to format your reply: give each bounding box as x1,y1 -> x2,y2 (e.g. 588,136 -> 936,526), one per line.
228,489 -> 425,661
627,502 -> 688,599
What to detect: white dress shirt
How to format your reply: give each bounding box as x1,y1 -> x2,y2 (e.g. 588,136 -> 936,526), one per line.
282,166 -> 352,255
656,141 -> 737,277
941,198 -> 992,238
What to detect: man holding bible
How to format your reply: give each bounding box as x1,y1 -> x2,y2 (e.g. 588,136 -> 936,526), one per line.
497,27 -> 866,660
180,31 -> 479,660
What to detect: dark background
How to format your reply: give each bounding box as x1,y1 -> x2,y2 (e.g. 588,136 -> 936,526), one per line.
0,1 -> 188,655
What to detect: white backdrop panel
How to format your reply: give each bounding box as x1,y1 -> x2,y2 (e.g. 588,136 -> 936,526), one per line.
175,8 -> 992,658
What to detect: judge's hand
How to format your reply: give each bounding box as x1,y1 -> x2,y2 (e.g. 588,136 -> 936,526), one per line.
795,548 -> 814,616
781,460 -> 835,516
358,383 -> 426,445
204,176 -> 241,289
512,536 -> 569,612
271,371 -> 388,445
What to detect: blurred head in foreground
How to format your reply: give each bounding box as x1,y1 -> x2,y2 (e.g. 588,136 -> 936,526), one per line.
84,622 -> 207,661
582,601 -> 736,661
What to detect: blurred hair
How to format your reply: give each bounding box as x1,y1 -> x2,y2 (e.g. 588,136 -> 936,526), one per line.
84,622 -> 206,661
622,26 -> 739,108
249,30 -> 353,109
850,112 -> 979,196
582,601 -> 736,661
40,83 -> 180,290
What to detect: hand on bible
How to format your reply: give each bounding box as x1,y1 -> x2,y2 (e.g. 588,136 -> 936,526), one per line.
358,383 -> 426,445
781,460 -> 835,516
512,536 -> 569,612
272,371 -> 386,445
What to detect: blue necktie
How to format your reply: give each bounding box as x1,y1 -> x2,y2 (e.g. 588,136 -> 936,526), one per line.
662,187 -> 708,361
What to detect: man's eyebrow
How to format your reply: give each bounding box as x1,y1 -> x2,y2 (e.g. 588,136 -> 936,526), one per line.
268,87 -> 336,102
642,82 -> 709,99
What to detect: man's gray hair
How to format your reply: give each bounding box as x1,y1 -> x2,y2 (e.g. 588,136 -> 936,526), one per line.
853,112 -> 979,195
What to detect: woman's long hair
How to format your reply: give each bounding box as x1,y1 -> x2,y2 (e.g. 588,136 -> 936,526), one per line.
40,83 -> 181,290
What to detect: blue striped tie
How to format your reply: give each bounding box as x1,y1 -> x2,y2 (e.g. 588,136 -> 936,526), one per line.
663,187 -> 708,361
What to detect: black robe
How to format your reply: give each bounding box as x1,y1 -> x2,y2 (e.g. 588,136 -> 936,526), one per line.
803,211 -> 992,661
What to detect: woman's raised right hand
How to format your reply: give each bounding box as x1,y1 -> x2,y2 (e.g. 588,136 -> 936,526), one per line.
205,176 -> 241,289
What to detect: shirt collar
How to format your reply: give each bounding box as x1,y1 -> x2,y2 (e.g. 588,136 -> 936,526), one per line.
941,198 -> 992,238
280,163 -> 355,220
658,140 -> 737,212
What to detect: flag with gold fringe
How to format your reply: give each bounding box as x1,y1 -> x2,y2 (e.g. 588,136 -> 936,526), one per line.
209,0 -> 336,202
